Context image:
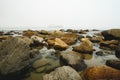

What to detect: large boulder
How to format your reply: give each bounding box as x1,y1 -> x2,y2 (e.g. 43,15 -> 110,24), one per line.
60,50 -> 87,71
0,37 -> 37,75
73,38 -> 93,54
43,66 -> 82,80
106,59 -> 120,70
61,33 -> 78,45
81,66 -> 120,80
102,29 -> 120,40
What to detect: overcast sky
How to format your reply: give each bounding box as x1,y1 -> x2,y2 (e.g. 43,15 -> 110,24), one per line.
0,0 -> 120,30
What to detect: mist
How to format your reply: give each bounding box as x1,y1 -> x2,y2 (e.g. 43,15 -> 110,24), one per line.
0,0 -> 120,30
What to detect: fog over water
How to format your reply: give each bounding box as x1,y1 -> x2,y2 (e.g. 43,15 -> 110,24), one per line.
0,0 -> 120,30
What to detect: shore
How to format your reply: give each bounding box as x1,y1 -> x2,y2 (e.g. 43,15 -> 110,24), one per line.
0,29 -> 120,80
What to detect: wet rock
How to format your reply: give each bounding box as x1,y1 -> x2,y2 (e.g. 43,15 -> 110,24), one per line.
78,35 -> 84,41
102,29 -> 120,40
0,31 -> 4,36
32,58 -> 48,69
39,47 -> 56,57
59,29 -> 65,32
54,38 -> 69,50
90,36 -> 103,43
106,59 -> 120,70
81,66 -> 120,80
43,66 -> 82,80
47,39 -> 55,46
61,33 -> 78,45
51,30 -> 64,38
30,35 -> 45,48
100,40 -> 119,50
4,31 -> 15,35
23,30 -> 39,38
115,46 -> 120,58
39,30 -> 50,35
79,29 -> 89,34
92,29 -> 99,31
0,36 -> 10,42
66,29 -> 78,33
0,37 -> 36,75
60,50 -> 87,71
73,38 -> 93,54
29,49 -> 40,59
96,50 -> 114,56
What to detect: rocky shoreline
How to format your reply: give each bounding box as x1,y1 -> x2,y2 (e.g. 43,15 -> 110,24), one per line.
0,29 -> 120,80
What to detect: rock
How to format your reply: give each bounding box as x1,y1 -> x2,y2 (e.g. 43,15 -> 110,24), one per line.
95,50 -> 114,56
81,66 -> 120,80
60,50 -> 87,71
102,29 -> 120,40
39,30 -> 50,35
47,39 -> 55,46
4,31 -> 14,35
38,47 -> 60,73
0,31 -> 4,36
79,29 -> 89,34
92,29 -> 99,31
43,66 -> 82,80
0,36 -> 10,42
29,49 -> 40,59
73,38 -> 93,54
51,30 -> 64,38
54,38 -> 69,50
23,30 -> 39,38
32,58 -> 48,69
78,35 -> 84,41
106,59 -> 120,70
100,40 -> 119,50
61,33 -> 78,45
115,46 -> 120,58
59,29 -> 65,32
0,37 -> 37,75
30,35 -> 44,48
39,47 -> 56,58
90,36 -> 103,43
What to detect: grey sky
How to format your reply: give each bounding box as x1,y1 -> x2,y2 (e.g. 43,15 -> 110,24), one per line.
0,0 -> 120,30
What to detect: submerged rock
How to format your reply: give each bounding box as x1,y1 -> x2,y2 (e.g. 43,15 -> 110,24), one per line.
43,66 -> 82,80
0,37 -> 37,75
81,66 -> 120,80
106,59 -> 120,70
102,29 -> 120,40
73,38 -> 93,54
95,50 -> 114,56
60,50 -> 87,71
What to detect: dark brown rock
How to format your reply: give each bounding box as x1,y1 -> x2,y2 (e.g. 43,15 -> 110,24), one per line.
106,59 -> 120,70
102,29 -> 120,40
